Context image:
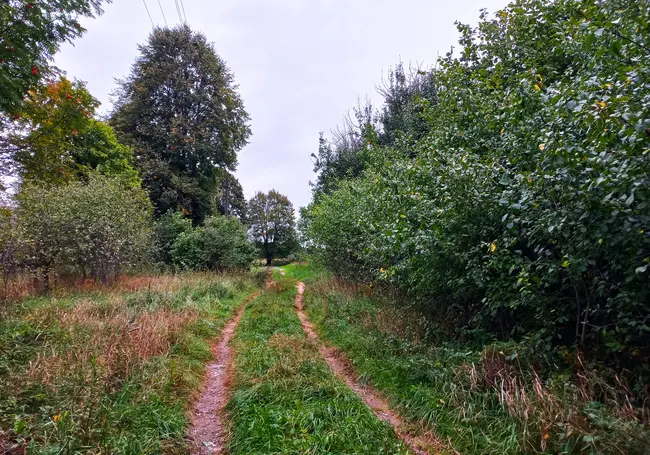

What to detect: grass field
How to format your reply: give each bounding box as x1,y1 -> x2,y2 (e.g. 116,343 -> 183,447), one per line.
226,274 -> 411,454
0,273 -> 256,454
3,264 -> 647,455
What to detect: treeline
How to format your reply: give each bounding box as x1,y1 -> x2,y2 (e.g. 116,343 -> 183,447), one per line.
0,2 -> 297,297
303,0 -> 649,390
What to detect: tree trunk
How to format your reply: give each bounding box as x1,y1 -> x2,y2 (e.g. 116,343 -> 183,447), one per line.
43,267 -> 50,294
264,237 -> 272,267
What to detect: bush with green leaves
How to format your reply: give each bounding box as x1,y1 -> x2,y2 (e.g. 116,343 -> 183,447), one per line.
304,0 -> 650,390
153,211 -> 193,265
171,216 -> 255,271
14,175 -> 152,288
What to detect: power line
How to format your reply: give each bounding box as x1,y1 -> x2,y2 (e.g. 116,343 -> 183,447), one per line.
179,0 -> 188,24
173,0 -> 184,25
156,0 -> 168,27
142,0 -> 155,28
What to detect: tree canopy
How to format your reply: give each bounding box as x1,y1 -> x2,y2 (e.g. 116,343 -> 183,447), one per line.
111,25 -> 251,223
248,190 -> 298,265
217,171 -> 247,220
0,0 -> 108,116
7,77 -> 139,187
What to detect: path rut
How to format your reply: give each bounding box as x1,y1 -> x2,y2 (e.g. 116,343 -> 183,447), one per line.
189,293 -> 258,455
295,282 -> 442,455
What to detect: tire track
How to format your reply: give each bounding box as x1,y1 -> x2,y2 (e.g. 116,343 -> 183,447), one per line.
295,281 -> 445,455
189,292 -> 259,455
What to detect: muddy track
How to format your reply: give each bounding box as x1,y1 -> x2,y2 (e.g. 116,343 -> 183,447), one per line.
189,292 -> 259,455
295,282 -> 443,455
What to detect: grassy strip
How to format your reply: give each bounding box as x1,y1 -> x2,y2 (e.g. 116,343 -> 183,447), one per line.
291,264 -> 650,455
0,273 -> 256,454
226,275 -> 411,454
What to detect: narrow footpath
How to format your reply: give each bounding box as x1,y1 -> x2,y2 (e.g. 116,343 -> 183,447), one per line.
188,275 -> 444,454
189,292 -> 259,455
295,281 -> 442,455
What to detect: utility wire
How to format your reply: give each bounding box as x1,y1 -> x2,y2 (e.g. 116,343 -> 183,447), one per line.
173,0 -> 184,25
179,0 -> 188,24
156,0 -> 168,27
142,0 -> 155,27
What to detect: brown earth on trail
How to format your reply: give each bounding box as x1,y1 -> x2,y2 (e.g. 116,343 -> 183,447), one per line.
295,282 -> 447,455
189,292 -> 258,455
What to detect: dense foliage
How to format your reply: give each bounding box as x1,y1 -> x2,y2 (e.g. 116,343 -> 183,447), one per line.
0,19 -> 259,293
304,0 -> 650,392
248,190 -> 298,266
3,176 -> 152,292
171,215 -> 255,271
8,77 -> 139,186
0,0 -> 108,115
111,26 -> 251,223
217,170 -> 247,220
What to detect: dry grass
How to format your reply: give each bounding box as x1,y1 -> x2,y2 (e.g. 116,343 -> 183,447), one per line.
457,347 -> 650,453
0,271 -> 255,454
28,296 -> 198,391
1,271 -> 234,302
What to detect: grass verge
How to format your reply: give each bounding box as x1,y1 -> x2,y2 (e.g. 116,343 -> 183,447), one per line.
295,264 -> 650,455
226,275 -> 411,454
0,272 -> 256,454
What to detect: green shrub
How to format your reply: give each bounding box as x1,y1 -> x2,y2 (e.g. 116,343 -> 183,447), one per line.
172,216 -> 255,271
153,211 -> 193,265
14,175 -> 153,288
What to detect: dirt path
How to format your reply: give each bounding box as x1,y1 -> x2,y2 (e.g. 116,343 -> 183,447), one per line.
295,282 -> 442,455
189,293 -> 258,455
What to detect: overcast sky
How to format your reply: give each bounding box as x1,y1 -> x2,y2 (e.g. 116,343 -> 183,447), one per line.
55,0 -> 508,210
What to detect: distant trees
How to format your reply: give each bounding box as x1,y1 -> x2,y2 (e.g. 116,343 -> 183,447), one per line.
171,216 -> 255,271
310,64 -> 438,201
248,190 -> 298,265
0,9 -> 258,296
217,171 -> 247,220
111,26 -> 251,223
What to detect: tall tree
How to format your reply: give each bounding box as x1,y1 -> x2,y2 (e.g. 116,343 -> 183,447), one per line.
9,77 -> 139,186
111,26 -> 251,223
248,190 -> 297,266
217,171 -> 247,220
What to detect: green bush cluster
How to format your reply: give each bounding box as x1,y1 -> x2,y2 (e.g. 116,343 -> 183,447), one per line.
1,176 -> 152,293
304,0 -> 650,386
154,212 -> 255,272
